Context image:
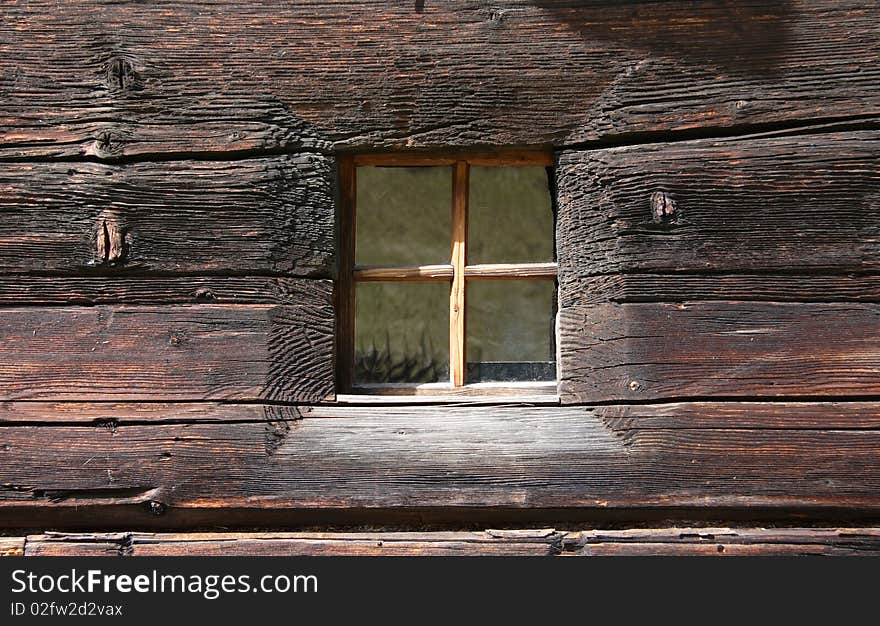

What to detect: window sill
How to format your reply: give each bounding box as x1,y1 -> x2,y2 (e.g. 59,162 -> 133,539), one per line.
337,382 -> 559,405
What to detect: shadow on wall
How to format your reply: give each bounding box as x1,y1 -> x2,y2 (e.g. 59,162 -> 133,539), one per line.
532,0 -> 793,76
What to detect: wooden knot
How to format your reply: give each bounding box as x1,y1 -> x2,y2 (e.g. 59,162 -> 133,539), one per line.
147,500 -> 167,516
105,56 -> 142,92
651,191 -> 677,224
92,130 -> 124,158
96,215 -> 127,264
193,288 -> 216,302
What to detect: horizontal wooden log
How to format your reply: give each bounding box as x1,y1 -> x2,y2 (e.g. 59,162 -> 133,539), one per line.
5,400 -> 878,429
565,527 -> 880,556
0,156 -> 333,275
569,542 -> 872,556
21,528 -> 880,556
3,402 -> 880,526
0,302 -> 334,402
0,402 -> 302,425
559,301 -> 880,403
0,276 -> 332,306
1,1 -> 877,156
0,538 -> 25,556
556,132 -> 880,290
568,273 -> 880,307
26,530 -> 561,556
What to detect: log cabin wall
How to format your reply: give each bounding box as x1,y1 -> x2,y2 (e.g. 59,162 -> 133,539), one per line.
1,0 -> 879,530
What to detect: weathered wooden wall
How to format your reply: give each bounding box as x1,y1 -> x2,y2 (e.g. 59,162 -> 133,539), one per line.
1,0 -> 880,531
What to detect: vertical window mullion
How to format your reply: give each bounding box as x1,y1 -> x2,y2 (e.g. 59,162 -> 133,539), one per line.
450,160 -> 468,387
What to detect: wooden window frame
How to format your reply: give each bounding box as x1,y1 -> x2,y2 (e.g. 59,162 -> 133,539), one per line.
336,150 -> 558,400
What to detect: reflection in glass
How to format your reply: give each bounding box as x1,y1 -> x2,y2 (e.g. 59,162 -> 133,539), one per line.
468,166 -> 553,264
356,166 -> 452,266
355,282 -> 450,384
466,280 -> 556,382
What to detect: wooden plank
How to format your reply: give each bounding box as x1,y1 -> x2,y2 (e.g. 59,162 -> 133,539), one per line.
569,273 -> 880,307
566,527 -> 880,546
559,301 -> 880,403
569,542 -> 875,556
0,276 -> 331,306
347,382 -> 557,401
24,528 -> 880,556
6,400 -> 875,428
0,402 -> 301,425
565,527 -> 880,555
594,402 -> 880,431
0,303 -> 334,402
352,151 -> 553,167
0,538 -> 25,556
353,264 -> 453,281
1,1 -> 877,156
5,403 -> 880,526
556,131 -> 880,287
450,161 -> 468,387
25,530 -> 561,556
25,541 -> 123,557
0,156 -> 333,275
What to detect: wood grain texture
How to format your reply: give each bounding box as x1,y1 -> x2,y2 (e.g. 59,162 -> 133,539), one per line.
565,527 -> 880,556
0,276 -> 332,306
0,402 -> 301,425
0,1 -> 877,157
3,402 -> 880,526
559,301 -> 880,403
572,273 -> 880,306
0,537 -> 25,556
21,528 -> 880,556
556,131 -> 880,298
0,156 -> 333,275
0,302 -> 333,402
42,530 -> 561,556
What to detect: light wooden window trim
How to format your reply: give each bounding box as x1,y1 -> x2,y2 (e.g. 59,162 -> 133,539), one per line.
337,150 -> 558,396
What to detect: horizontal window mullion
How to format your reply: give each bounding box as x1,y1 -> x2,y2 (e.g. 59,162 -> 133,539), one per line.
463,262 -> 558,280
353,264 -> 454,281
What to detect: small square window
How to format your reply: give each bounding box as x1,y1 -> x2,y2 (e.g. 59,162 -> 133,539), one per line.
337,151 -> 557,397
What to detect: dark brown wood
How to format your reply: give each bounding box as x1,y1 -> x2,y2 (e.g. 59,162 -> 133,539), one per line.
570,273 -> 880,307
0,156 -> 333,276
336,156 -> 356,394
0,402 -> 301,425
1,1 -> 877,157
4,402 -> 880,526
559,301 -> 880,403
352,151 -> 554,167
0,276 -> 332,306
0,303 -> 334,402
556,131 -> 880,291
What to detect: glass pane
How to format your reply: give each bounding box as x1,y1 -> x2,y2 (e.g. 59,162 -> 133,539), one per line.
466,280 -> 556,382
356,166 -> 452,266
355,281 -> 449,384
468,166 -> 554,264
